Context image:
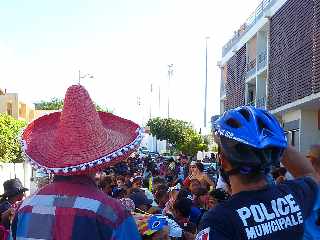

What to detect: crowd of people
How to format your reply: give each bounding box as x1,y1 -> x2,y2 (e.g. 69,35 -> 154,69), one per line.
0,84 -> 319,240
92,154 -> 228,239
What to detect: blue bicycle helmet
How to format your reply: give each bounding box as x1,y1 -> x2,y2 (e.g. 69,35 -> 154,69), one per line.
213,106 -> 287,175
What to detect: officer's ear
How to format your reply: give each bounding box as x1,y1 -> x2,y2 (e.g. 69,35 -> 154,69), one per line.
220,152 -> 233,172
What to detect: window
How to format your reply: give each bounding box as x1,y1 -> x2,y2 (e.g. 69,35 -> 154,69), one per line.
285,129 -> 300,150
292,129 -> 300,148
249,90 -> 254,103
19,103 -> 26,119
7,102 -> 12,116
246,86 -> 256,106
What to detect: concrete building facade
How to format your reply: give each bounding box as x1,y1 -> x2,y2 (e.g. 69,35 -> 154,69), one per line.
0,88 -> 36,122
218,0 -> 320,153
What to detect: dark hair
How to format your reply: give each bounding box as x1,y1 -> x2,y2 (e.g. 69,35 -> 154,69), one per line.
116,176 -> 125,182
112,188 -> 127,199
132,176 -> 142,183
176,187 -> 192,200
220,136 -> 278,175
272,167 -> 287,179
154,184 -> 169,193
194,187 -> 208,198
173,198 -> 192,218
142,178 -> 149,189
218,137 -> 269,184
209,189 -> 230,202
153,177 -> 167,189
154,188 -> 168,201
196,162 -> 204,172
99,176 -> 113,189
0,196 -> 8,203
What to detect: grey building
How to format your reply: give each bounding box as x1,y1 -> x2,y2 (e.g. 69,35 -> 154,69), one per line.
218,0 -> 320,153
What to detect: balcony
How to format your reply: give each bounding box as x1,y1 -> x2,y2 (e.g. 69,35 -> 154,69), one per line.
256,96 -> 267,109
246,100 -> 256,107
222,0 -> 277,57
246,58 -> 257,78
257,50 -> 267,70
220,81 -> 226,99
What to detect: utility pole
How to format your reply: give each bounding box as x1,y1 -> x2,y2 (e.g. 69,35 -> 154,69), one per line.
167,64 -> 174,119
149,83 -> 153,119
158,86 -> 161,116
204,37 -> 210,128
137,96 -> 142,125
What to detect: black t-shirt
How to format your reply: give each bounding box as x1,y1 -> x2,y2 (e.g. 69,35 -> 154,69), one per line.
197,177 -> 318,240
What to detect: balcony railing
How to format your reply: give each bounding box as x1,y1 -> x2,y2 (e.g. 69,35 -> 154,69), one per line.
222,0 -> 277,57
256,96 -> 267,109
257,50 -> 268,70
220,81 -> 226,98
246,58 -> 257,78
246,100 -> 256,107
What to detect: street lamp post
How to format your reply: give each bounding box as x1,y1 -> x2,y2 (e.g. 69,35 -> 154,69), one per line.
158,85 -> 161,116
167,64 -> 174,119
78,70 -> 94,84
149,83 -> 153,120
204,37 -> 210,128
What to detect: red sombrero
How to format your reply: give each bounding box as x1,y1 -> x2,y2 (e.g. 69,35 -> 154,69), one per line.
20,85 -> 143,175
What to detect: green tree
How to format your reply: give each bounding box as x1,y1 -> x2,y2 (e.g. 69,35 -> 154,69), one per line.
35,98 -> 63,110
0,113 -> 26,163
178,132 -> 209,156
94,104 -> 112,113
35,98 -> 112,112
147,117 -> 208,156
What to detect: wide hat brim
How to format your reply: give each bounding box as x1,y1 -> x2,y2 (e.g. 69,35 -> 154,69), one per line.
1,187 -> 28,198
21,111 -> 143,175
21,85 -> 143,175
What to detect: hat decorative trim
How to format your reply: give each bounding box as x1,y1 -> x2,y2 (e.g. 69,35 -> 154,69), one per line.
20,127 -> 144,174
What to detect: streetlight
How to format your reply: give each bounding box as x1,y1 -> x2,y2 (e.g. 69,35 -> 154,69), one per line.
167,64 -> 174,118
204,36 -> 210,128
78,70 -> 94,84
149,83 -> 153,120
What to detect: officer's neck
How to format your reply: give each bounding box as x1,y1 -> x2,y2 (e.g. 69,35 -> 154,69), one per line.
229,175 -> 268,195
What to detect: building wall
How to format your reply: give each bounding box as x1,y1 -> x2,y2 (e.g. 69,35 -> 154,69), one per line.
0,92 -> 36,122
224,45 -> 246,110
283,109 -> 301,122
269,0 -> 315,110
300,109 -> 320,154
0,93 -> 19,119
313,0 -> 320,93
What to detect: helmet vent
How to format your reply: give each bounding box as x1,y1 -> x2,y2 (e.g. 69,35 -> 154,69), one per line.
239,109 -> 250,122
257,117 -> 269,132
226,118 -> 241,128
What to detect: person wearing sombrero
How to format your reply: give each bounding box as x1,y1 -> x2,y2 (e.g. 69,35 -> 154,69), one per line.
0,178 -> 28,230
11,85 -> 143,240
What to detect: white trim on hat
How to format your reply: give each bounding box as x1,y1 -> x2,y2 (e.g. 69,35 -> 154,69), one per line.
20,127 -> 144,174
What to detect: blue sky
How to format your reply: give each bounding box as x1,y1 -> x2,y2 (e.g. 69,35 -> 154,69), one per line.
1,0 -> 260,130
